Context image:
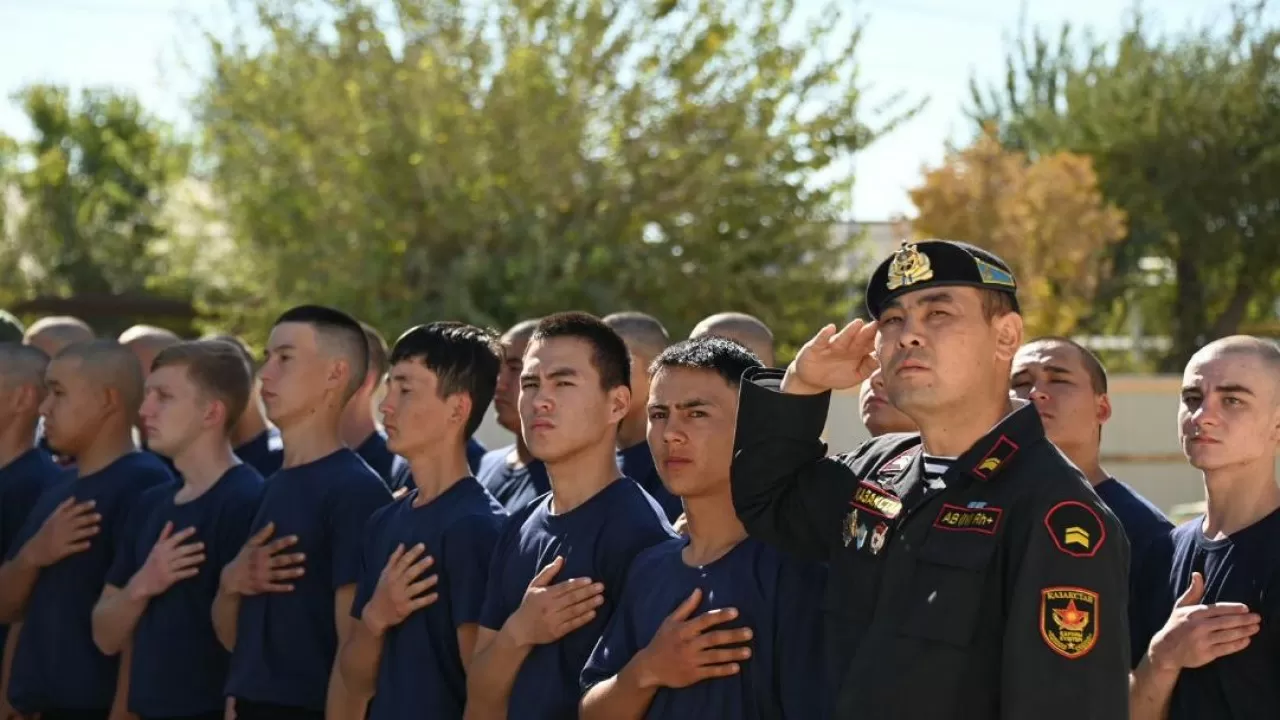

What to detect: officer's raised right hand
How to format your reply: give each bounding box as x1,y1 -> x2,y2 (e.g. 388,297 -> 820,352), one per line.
782,320 -> 879,395
1147,572 -> 1261,671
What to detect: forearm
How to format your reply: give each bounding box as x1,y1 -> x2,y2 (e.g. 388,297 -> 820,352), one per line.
464,625 -> 534,719
111,642 -> 135,718
0,555 -> 41,623
325,660 -> 368,720
92,585 -> 150,656
337,621 -> 384,700
1,623 -> 21,709
579,657 -> 657,720
1128,656 -> 1179,720
211,586 -> 241,652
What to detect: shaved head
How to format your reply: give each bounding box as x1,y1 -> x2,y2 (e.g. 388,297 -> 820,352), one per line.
503,319 -> 540,346
24,316 -> 94,357
1193,335 -> 1280,403
0,343 -> 50,388
602,312 -> 670,361
119,325 -> 181,377
690,312 -> 775,367
56,340 -> 146,415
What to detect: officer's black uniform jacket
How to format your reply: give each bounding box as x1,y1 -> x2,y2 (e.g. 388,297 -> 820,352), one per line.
730,368 -> 1130,720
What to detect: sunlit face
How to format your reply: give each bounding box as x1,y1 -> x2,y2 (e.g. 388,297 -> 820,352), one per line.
39,357 -> 110,458
1011,341 -> 1109,453
647,366 -> 738,498
380,359 -> 465,458
259,323 -> 343,429
138,364 -> 220,459
1178,350 -> 1280,472
859,367 -> 916,436
518,337 -> 629,465
875,287 -> 1019,415
493,334 -> 530,434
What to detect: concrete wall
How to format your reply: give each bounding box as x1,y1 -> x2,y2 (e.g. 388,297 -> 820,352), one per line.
471,374 -> 1280,520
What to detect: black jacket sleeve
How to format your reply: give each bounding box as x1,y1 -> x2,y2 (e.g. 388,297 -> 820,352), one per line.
1001,475 -> 1131,720
730,367 -> 861,562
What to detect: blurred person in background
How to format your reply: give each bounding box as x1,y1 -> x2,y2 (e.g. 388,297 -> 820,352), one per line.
689,312 -> 776,368
474,320 -> 550,512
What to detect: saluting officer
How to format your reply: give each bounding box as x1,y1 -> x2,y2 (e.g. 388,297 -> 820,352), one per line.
730,240 -> 1130,719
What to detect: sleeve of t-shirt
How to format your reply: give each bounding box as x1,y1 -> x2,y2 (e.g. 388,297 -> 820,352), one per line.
104,500 -> 147,589
350,510 -> 386,621
579,567 -> 644,693
477,522 -> 518,631
598,497 -> 675,595
328,476 -> 393,589
217,481 -> 266,572
443,514 -> 503,627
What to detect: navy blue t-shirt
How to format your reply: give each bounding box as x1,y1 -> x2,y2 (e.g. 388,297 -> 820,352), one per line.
235,429 -> 284,478
1094,477 -> 1175,667
225,449 -> 392,711
1134,510 -> 1280,719
475,445 -> 550,512
5,452 -> 174,714
616,442 -> 681,524
582,536 -> 828,719
106,464 -> 265,718
0,448 -> 66,653
385,438 -> 490,494
478,478 -> 676,720
352,478 -> 507,720
356,431 -> 396,486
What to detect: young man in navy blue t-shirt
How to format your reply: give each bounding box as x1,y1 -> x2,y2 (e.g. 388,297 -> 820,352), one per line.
91,340 -> 266,720
467,313 -> 675,720
1012,336 -> 1174,667
0,344 -> 64,720
339,322 -> 508,719
214,306 -> 391,720
0,340 -> 175,720
475,320 -> 551,511
1129,336 -> 1280,720
581,336 -> 827,719
602,312 -> 681,523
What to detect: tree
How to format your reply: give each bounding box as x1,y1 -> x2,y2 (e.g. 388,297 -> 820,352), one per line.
909,127 -> 1126,338
0,84 -> 193,330
969,3 -> 1280,369
191,0 -> 920,353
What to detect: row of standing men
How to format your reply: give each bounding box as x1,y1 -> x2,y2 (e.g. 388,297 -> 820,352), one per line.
0,239 -> 1277,719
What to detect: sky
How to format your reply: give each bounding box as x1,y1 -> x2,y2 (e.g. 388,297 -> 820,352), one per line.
0,0 -> 1229,221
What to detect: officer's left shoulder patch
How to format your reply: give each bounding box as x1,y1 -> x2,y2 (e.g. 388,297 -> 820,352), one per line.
1040,586 -> 1099,659
1043,500 -> 1106,558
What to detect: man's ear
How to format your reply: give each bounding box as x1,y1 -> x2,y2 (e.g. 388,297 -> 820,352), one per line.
993,313 -> 1024,364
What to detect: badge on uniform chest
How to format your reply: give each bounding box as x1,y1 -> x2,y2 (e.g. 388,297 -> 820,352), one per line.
843,481 -> 903,555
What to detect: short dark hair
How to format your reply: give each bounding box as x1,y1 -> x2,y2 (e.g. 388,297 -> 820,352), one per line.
361,323 -> 390,380
649,336 -> 762,387
273,305 -> 369,398
531,312 -> 631,391
152,340 -> 253,432
389,322 -> 503,438
1028,336 -> 1109,394
981,289 -> 1017,321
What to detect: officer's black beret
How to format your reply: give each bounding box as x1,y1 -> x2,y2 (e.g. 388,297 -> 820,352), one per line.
864,240 -> 1020,319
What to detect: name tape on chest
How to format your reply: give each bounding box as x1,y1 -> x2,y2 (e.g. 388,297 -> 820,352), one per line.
1043,500 -> 1107,558
1039,586 -> 1099,659
851,481 -> 904,519
932,503 -> 1003,535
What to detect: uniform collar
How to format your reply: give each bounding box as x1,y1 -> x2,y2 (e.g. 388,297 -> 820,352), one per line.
953,401 -> 1043,482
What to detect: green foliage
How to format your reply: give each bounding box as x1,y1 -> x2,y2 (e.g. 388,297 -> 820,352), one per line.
193,0 -> 920,354
2,86 -> 191,303
969,3 -> 1280,370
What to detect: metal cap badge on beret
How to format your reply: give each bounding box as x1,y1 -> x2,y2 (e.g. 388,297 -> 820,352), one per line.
864,240 -> 1020,319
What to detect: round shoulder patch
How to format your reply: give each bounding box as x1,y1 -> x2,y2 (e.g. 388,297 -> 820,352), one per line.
1043,500 -> 1106,558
